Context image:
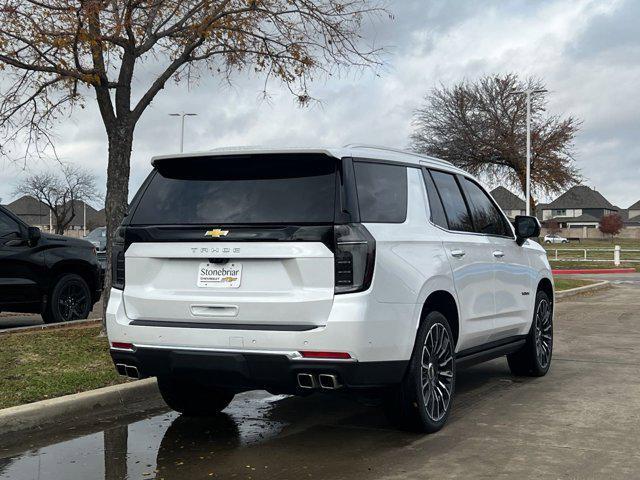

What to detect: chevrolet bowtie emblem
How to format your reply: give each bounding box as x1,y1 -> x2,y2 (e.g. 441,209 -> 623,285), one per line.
204,229 -> 229,238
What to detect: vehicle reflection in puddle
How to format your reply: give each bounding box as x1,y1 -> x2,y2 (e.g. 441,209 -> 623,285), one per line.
0,392 -> 291,480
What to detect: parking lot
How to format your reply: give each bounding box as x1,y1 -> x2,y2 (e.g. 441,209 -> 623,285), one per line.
0,300 -> 103,330
1,284 -> 639,479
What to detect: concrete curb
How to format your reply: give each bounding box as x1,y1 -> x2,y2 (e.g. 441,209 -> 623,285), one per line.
555,280 -> 610,299
0,378 -> 163,437
0,318 -> 100,335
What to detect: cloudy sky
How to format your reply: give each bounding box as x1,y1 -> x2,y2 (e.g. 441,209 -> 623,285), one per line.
1,0 -> 638,209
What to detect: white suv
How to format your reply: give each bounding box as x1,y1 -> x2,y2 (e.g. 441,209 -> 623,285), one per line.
107,145 -> 553,433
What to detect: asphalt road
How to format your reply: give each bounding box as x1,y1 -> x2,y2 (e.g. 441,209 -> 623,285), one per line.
0,300 -> 103,329
1,285 -> 640,479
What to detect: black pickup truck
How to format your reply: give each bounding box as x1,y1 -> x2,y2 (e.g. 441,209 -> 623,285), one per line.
0,205 -> 102,323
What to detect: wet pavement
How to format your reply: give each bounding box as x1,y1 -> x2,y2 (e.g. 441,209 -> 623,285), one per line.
2,284 -> 640,479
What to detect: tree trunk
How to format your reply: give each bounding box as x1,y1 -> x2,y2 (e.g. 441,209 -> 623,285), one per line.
103,425 -> 128,480
102,121 -> 134,330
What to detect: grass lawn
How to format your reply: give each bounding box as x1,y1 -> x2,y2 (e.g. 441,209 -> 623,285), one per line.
549,261 -> 640,272
554,278 -> 597,291
0,325 -> 126,410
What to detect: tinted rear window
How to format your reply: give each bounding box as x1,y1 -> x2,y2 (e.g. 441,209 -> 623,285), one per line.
461,177 -> 511,236
422,169 -> 448,229
430,170 -> 474,232
353,161 -> 407,223
131,154 -> 337,225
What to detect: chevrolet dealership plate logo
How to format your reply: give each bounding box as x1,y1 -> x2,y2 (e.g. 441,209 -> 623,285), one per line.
204,228 -> 229,238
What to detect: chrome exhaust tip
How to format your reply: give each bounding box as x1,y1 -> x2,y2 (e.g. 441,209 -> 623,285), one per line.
297,373 -> 317,389
318,373 -> 341,390
116,363 -> 140,379
125,365 -> 140,379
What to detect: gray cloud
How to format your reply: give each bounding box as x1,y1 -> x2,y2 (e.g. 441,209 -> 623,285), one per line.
1,0 -> 638,210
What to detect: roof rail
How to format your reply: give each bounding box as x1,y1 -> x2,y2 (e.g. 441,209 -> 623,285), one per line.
343,144 -> 453,166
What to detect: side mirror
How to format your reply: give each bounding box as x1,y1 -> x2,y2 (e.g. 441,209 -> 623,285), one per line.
514,216 -> 540,246
27,226 -> 41,246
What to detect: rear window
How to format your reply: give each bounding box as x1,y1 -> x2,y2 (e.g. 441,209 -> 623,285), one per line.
430,170 -> 474,232
131,154 -> 337,225
354,161 -> 407,223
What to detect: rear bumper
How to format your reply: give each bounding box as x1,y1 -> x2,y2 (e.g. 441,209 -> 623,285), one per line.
106,288 -> 418,363
110,347 -> 407,394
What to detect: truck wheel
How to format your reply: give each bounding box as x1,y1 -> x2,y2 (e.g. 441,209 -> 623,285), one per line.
157,376 -> 235,416
42,274 -> 92,324
385,310 -> 456,433
507,290 -> 553,376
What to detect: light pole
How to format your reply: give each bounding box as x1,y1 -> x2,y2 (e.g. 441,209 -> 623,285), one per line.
510,88 -> 547,216
169,112 -> 197,153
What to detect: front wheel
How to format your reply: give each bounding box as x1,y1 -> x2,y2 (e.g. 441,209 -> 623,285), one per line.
42,274 -> 92,324
507,290 -> 553,376
157,376 -> 235,416
386,311 -> 456,433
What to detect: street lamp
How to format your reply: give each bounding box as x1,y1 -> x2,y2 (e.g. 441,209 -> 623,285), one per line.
510,88 -> 547,216
169,112 -> 197,153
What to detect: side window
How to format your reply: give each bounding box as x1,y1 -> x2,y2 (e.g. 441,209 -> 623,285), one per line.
430,170 -> 474,232
461,178 -> 511,237
422,169 -> 448,229
0,210 -> 20,238
353,161 -> 408,223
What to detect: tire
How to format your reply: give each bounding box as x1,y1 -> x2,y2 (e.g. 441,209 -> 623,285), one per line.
157,376 -> 235,416
385,311 -> 456,433
507,290 -> 553,377
42,274 -> 92,324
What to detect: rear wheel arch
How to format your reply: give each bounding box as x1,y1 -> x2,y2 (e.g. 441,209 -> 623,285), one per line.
419,290 -> 459,350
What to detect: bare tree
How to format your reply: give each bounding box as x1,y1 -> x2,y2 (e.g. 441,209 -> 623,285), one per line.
14,164 -> 99,234
410,73 -> 581,213
0,0 -> 387,318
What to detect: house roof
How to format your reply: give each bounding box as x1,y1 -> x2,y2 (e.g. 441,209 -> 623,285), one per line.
545,185 -> 614,210
629,199 -> 640,210
553,213 -> 601,224
490,186 -> 526,211
3,196 -> 49,226
2,196 -> 105,228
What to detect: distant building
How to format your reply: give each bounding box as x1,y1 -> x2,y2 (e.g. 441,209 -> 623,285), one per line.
540,185 -> 617,229
1,195 -> 105,237
628,200 -> 640,222
539,185 -> 640,239
490,186 -> 526,220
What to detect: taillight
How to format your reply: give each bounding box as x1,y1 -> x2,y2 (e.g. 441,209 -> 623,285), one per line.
112,227 -> 126,290
333,223 -> 375,294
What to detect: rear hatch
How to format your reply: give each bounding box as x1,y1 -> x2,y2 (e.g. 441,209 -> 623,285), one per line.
121,153 -> 341,329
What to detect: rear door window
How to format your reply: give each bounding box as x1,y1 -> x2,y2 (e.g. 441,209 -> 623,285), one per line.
353,161 -> 407,223
430,170 -> 474,232
130,154 -> 337,225
461,177 -> 512,237
422,169 -> 448,229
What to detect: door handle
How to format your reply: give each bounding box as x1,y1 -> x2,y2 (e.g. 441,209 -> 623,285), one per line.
493,250 -> 505,258
450,249 -> 466,258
